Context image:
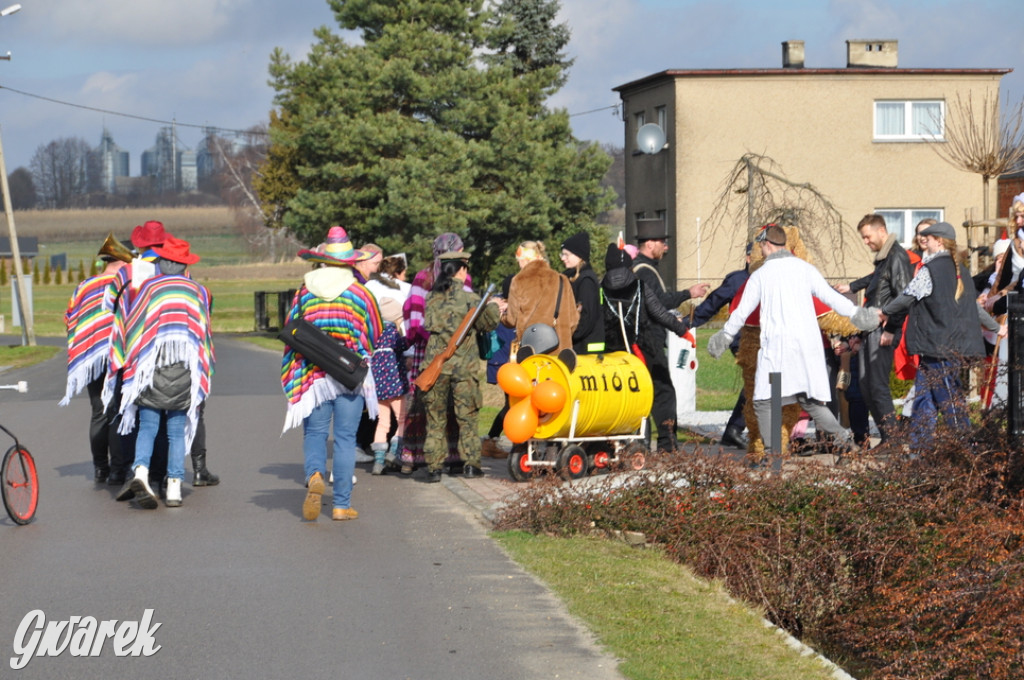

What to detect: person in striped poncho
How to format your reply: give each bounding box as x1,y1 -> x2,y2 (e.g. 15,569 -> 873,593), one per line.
61,245 -> 129,484
104,236 -> 214,509
282,226 -> 383,522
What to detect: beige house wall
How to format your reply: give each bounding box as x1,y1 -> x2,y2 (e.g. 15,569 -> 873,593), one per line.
621,71 -> 1005,291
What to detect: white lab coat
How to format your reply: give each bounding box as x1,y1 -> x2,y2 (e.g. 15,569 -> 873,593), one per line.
722,251 -> 857,402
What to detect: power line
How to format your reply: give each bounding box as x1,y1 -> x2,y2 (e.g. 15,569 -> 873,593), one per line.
1,80 -> 618,131
569,103 -> 620,118
0,83 -> 266,137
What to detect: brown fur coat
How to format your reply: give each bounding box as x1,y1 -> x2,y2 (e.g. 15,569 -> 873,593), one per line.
503,259 -> 579,354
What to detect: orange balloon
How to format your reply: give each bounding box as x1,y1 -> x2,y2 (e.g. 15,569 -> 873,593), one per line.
504,398 -> 539,443
531,380 -> 567,414
497,363 -> 533,398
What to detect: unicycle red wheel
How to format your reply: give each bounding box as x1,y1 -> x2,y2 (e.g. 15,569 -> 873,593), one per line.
2,445 -> 38,525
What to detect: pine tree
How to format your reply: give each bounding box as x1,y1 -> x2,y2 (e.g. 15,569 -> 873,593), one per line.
55,263 -> 63,285
78,259 -> 86,281
0,258 -> 7,286
256,0 -> 611,281
32,259 -> 39,285
43,259 -> 51,285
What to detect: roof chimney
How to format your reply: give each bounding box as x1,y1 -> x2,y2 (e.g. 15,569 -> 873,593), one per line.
782,40 -> 805,69
846,39 -> 898,68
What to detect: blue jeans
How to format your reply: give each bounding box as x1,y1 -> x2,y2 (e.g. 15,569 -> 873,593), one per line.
133,407 -> 187,480
911,357 -> 967,450
303,394 -> 364,509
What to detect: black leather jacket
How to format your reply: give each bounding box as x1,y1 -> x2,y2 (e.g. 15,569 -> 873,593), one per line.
848,235 -> 913,335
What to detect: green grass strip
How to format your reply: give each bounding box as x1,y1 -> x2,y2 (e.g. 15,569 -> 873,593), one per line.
494,531 -> 839,680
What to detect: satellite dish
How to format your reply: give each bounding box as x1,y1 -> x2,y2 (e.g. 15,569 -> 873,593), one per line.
636,123 -> 666,155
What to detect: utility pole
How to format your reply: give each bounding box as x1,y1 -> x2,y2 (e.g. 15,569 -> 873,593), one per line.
0,3 -> 33,345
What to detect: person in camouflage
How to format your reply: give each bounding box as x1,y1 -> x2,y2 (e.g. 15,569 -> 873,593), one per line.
421,250 -> 502,482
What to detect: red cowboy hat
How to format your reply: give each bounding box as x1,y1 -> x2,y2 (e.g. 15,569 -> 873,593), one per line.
152,236 -> 200,265
131,220 -> 171,249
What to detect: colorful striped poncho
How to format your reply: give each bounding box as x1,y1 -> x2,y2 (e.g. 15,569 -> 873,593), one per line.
60,271 -> 120,406
102,274 -> 215,451
281,275 -> 383,432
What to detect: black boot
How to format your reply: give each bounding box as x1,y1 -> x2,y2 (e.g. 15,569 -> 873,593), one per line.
192,451 -> 220,487
720,426 -> 748,449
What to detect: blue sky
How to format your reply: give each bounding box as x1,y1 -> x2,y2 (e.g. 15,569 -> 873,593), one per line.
0,0 -> 1020,174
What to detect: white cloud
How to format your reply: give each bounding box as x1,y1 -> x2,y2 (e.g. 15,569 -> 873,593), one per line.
40,0 -> 247,46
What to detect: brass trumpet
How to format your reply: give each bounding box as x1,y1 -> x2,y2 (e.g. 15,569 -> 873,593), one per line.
97,232 -> 134,263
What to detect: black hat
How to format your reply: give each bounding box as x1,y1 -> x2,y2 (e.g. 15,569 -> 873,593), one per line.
635,218 -> 669,242
561,232 -> 590,261
605,243 -> 632,270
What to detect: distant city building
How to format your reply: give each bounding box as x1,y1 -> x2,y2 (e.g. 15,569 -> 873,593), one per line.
93,127 -> 129,194
141,125 -> 197,193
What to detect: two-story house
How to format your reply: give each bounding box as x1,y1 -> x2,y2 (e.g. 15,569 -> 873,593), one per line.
614,39 -> 1011,289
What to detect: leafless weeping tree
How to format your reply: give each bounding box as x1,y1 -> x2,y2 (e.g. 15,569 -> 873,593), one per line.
928,91 -> 1024,222
700,153 -> 867,279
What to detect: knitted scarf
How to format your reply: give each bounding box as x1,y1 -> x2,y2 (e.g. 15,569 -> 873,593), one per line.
281,283 -> 382,432
104,274 -> 214,451
60,272 -> 119,406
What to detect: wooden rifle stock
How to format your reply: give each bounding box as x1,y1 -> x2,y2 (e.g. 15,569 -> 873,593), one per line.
414,283 -> 496,392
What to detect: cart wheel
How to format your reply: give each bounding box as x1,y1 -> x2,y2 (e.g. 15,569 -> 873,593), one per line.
557,445 -> 589,481
508,445 -> 535,482
591,449 -> 611,470
625,442 -> 647,471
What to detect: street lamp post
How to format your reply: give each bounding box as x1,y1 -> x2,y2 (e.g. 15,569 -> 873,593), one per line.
0,2 -> 35,345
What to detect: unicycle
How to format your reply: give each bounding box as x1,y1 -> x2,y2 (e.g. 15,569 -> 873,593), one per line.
1,381 -> 37,525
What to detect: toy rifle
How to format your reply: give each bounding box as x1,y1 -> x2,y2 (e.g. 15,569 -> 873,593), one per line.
414,283 -> 496,392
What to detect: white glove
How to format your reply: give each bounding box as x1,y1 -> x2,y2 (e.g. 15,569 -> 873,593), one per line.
707,330 -> 733,359
851,306 -> 881,332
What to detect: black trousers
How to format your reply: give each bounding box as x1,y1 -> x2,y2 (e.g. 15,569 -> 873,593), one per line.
86,376 -> 125,472
859,328 -> 897,439
643,341 -> 677,452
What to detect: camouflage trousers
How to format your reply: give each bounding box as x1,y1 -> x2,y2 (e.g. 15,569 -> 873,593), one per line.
422,373 -> 481,472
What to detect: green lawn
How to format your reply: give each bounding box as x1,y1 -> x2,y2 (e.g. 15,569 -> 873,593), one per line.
495,532 -> 840,680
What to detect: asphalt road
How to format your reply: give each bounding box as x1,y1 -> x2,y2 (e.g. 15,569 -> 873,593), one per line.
0,336 -> 623,680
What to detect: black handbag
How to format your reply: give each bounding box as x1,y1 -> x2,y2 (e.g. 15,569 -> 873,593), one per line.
278,317 -> 368,390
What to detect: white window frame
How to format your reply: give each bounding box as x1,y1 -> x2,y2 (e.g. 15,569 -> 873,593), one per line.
655,105 -> 667,131
873,100 -> 945,141
875,208 -> 944,245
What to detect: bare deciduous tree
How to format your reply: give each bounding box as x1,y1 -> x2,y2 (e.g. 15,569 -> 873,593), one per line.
204,125 -> 298,261
928,91 -> 1024,222
29,137 -> 92,209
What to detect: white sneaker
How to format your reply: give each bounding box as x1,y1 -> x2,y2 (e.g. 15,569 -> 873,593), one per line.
352,475 -> 358,485
165,478 -> 182,507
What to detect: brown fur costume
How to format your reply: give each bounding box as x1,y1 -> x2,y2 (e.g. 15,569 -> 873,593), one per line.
734,226 -> 859,460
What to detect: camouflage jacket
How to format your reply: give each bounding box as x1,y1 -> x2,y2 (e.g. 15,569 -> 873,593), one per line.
424,287 -> 500,378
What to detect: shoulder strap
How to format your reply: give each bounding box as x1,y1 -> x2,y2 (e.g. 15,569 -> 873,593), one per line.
553,278 -> 563,320
632,262 -> 666,292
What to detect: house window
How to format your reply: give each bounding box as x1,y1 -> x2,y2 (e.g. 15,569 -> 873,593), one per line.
876,209 -> 943,245
634,111 -> 646,128
874,100 -> 944,141
655,106 -> 667,130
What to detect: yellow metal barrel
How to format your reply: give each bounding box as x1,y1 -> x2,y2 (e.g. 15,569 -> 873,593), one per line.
514,351 -> 653,439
